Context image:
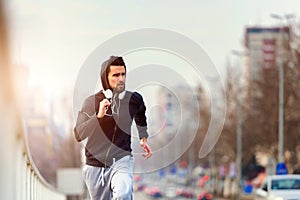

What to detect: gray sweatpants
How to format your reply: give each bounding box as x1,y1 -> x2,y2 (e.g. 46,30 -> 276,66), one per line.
82,156 -> 134,200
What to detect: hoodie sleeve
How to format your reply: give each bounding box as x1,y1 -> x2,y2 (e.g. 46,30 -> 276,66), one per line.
133,92 -> 149,139
73,97 -> 99,142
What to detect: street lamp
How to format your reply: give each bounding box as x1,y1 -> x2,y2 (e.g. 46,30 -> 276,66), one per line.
231,50 -> 247,200
270,13 -> 294,163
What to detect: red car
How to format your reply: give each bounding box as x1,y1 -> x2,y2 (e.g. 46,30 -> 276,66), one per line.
197,191 -> 213,200
176,188 -> 194,198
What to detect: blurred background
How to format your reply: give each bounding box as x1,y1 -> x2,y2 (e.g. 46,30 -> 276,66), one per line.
1,0 -> 300,199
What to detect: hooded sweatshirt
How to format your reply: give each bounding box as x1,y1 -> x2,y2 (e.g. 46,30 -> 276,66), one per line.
74,56 -> 148,167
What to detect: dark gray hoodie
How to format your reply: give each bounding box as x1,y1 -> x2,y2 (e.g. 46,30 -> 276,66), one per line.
74,56 -> 148,167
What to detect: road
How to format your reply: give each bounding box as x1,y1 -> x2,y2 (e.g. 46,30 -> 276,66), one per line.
133,191 -> 255,200
134,191 -> 196,200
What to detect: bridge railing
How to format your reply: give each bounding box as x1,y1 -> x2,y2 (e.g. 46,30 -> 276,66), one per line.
14,125 -> 67,200
0,98 -> 67,200
0,1 -> 66,198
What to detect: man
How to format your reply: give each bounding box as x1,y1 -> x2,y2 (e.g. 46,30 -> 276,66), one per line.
74,56 -> 152,200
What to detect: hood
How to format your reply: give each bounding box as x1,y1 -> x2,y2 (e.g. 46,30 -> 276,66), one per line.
100,56 -> 115,91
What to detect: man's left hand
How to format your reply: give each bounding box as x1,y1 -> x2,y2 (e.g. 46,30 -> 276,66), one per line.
140,137 -> 152,159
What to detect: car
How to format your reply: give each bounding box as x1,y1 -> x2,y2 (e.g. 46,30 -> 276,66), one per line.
197,190 -> 213,200
176,188 -> 194,198
165,186 -> 176,198
143,186 -> 163,198
255,174 -> 300,200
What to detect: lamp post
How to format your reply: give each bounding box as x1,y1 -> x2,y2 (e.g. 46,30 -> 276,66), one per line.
270,13 -> 294,163
231,50 -> 246,200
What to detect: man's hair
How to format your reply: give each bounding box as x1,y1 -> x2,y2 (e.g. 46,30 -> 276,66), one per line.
110,56 -> 126,66
107,56 -> 126,73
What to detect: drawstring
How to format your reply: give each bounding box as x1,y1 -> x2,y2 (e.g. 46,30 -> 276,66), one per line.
99,158 -> 115,187
100,169 -> 105,187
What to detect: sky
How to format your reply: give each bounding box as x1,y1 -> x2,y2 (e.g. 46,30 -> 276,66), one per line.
5,0 -> 300,168
6,0 -> 300,98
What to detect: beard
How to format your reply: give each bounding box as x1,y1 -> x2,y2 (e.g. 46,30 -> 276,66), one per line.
114,83 -> 125,93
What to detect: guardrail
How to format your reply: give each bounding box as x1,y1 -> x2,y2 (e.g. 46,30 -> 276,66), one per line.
15,126 -> 67,200
0,106 -> 66,200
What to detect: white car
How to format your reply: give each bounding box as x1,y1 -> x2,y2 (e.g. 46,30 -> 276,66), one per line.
256,174 -> 300,200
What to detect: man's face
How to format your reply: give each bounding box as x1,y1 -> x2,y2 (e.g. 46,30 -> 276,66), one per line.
108,65 -> 126,93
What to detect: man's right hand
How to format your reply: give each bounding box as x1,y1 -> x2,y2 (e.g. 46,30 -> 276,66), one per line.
97,99 -> 111,118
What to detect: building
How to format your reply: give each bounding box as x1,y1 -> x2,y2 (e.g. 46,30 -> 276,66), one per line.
243,26 -> 290,110
156,84 -> 200,167
244,26 -> 290,81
